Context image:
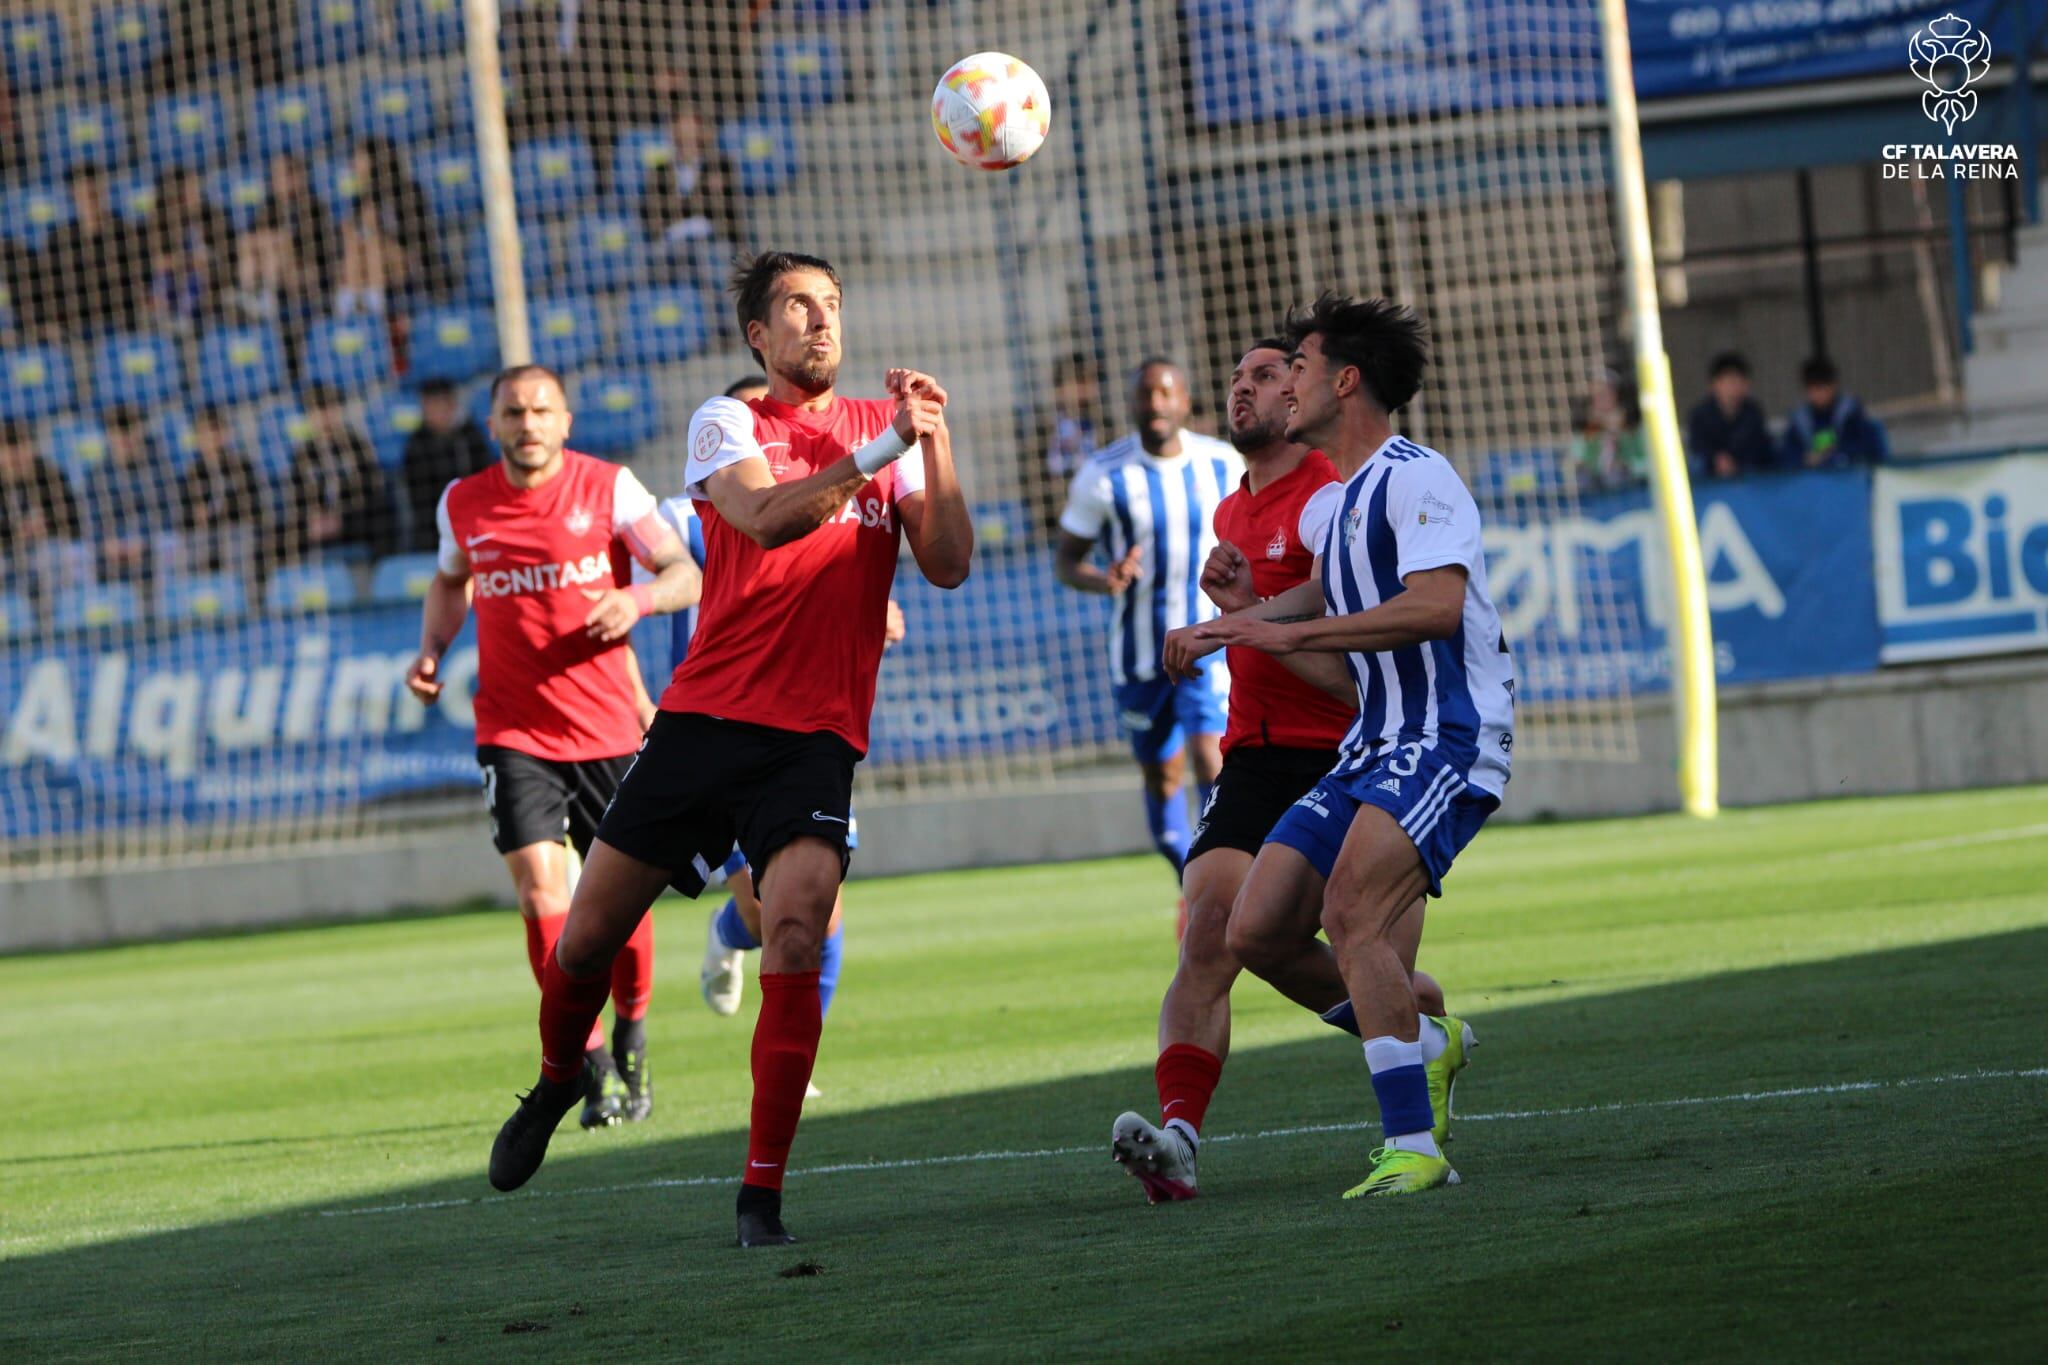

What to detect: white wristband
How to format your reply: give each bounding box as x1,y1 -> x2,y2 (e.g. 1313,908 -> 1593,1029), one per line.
853,426 -> 911,477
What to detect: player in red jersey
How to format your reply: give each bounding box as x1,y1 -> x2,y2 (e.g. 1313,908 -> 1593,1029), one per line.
487,252 -> 973,1248
1109,340 -> 1445,1202
406,365 -> 699,1129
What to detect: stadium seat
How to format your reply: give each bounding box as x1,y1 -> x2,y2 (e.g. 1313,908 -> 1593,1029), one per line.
464,221 -> 553,303
0,591 -> 32,639
392,0 -> 464,56
618,286 -> 715,367
266,561 -> 358,613
363,388 -> 424,470
610,127 -> 673,208
254,399 -> 316,479
296,0 -> 376,68
302,317 -> 395,391
160,570 -> 248,623
41,102 -> 128,177
311,153 -> 364,217
43,418 -> 110,488
353,75 -> 436,147
207,165 -> 272,232
512,138 -> 597,219
154,409 -> 198,468
567,214 -> 647,294
763,40 -> 848,109
0,183 -> 74,247
462,377 -> 495,433
248,83 -> 335,162
91,333 -> 184,414
408,306 -> 498,385
56,583 -> 140,631
370,553 -> 441,603
0,13 -> 66,95
415,140 -> 481,220
196,325 -> 287,408
1468,449 -> 1571,510
569,370 -> 660,455
718,119 -> 800,196
89,6 -> 163,86
146,93 -> 229,174
528,297 -> 603,373
108,174 -> 160,225
0,346 -> 77,422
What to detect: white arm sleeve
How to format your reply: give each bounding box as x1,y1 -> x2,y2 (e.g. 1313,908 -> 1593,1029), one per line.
890,437 -> 927,502
434,483 -> 464,576
610,465 -> 658,531
683,396 -> 770,499
1389,459 -> 1484,579
1056,463 -> 1112,541
1297,483 -> 1343,557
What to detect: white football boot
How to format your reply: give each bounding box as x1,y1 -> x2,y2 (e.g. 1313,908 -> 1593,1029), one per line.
1111,1111 -> 1199,1203
699,911 -> 744,1016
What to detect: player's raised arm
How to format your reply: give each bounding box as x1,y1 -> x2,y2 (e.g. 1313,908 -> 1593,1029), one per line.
407,483 -> 474,704
694,394 -> 939,549
892,369 -> 972,589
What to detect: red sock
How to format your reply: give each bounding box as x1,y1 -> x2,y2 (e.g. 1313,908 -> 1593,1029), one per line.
538,944 -> 612,1083
610,912 -> 654,1022
529,912 -> 605,1054
1155,1043 -> 1223,1134
743,970 -> 822,1190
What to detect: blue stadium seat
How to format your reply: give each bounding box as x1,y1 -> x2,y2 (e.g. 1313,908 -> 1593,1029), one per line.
0,13 -> 66,95
146,93 -> 229,174
91,333 -> 184,413
392,0 -> 464,56
719,119 -> 800,196
464,221 -> 553,303
56,583 -> 140,631
353,75 -> 436,146
296,0 -> 376,68
108,174 -> 160,225
416,139 -> 480,220
763,40 -> 848,109
154,409 -> 198,468
160,570 -> 248,623
197,325 -> 287,407
567,214 -> 646,294
311,153 -> 364,216
408,306 -> 498,385
610,127 -> 672,207
511,137 -> 596,219
41,102 -> 128,176
0,591 -> 32,639
463,377 -> 494,433
90,6 -> 163,85
570,370 -> 660,455
208,165 -> 272,232
0,346 -> 77,421
43,418 -> 110,487
248,83 -> 335,161
301,317 -> 395,391
0,183 -> 74,246
254,399 -> 315,479
618,286 -> 715,367
370,552 -> 441,603
364,388 -> 424,470
528,297 -> 603,373
266,560 -> 358,613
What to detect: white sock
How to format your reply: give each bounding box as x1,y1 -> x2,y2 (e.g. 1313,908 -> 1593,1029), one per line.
1362,1035 -> 1423,1075
1418,1015 -> 1449,1064
1164,1117 -> 1199,1151
1388,1130 -> 1441,1157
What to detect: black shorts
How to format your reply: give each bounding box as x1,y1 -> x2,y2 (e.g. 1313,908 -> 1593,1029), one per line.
595,711 -> 861,898
1187,744 -> 1342,863
476,745 -> 636,858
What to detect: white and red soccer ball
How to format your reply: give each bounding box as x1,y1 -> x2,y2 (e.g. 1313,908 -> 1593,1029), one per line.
930,52 -> 1051,172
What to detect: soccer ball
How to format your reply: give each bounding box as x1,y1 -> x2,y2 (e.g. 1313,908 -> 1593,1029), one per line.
930,52 -> 1051,171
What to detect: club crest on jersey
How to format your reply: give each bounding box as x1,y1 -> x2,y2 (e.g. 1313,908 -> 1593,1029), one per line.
565,505 -> 593,536
1266,530 -> 1288,560
1342,506 -> 1363,547
694,424 -> 723,461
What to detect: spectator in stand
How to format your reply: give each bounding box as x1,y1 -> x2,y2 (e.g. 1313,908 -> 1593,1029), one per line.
1685,351 -> 1773,480
177,406 -> 265,573
1779,355 -> 1888,469
503,0 -> 694,155
1036,352 -> 1106,531
337,137 -> 448,315
27,167 -> 153,338
149,169 -> 237,330
0,419 -> 81,599
400,378 -> 492,552
82,406 -> 182,588
236,152 -> 337,324
1568,368 -> 1646,492
276,383 -> 391,561
640,105 -> 740,284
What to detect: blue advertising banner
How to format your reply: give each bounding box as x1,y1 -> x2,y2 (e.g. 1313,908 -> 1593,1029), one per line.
1627,0 -> 2001,100
1873,452 -> 2048,662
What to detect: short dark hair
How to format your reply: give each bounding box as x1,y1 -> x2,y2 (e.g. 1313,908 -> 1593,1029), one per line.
301,381 -> 347,410
731,251 -> 841,367
723,374 -> 769,398
1131,356 -> 1183,389
1244,337 -> 1292,359
418,377 -> 459,399
103,404 -> 144,433
1282,293 -> 1429,413
0,418 -> 33,447
193,404 -> 228,428
488,363 -> 568,404
1800,355 -> 1839,387
1708,351 -> 1750,380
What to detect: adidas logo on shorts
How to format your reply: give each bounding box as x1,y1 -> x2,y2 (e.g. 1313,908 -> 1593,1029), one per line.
1376,778 -> 1403,795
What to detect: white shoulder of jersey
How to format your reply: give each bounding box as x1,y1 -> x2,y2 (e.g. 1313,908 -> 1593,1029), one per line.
683,396 -> 767,499
1384,445 -> 1484,580
434,480 -> 463,576
1298,481 -> 1345,554
1058,443 -> 1123,540
610,464 -> 658,532
656,492 -> 698,533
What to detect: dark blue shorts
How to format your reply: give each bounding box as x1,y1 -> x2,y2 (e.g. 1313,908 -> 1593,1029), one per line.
1264,746 -> 1498,897
1113,661 -> 1228,764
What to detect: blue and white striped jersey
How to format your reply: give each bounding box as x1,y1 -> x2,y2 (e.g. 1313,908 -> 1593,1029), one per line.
1059,431 -> 1244,685
641,494 -> 708,665
1300,436 -> 1515,798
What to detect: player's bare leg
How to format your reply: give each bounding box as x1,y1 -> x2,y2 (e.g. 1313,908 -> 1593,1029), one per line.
1230,844 -> 1442,1019
488,841 -> 671,1192
736,836 -> 842,1247
504,842 -> 625,1128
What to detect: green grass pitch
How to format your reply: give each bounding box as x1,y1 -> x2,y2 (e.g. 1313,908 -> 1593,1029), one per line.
2,785 -> 2044,1360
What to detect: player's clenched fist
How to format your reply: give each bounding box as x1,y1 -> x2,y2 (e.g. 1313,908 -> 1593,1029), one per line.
1202,541 -> 1256,611
885,368 -> 948,406
1159,623 -> 1221,681
581,586 -> 643,642
1103,543 -> 1145,595
405,652 -> 443,704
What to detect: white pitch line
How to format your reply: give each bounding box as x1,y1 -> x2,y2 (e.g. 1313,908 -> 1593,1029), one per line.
316,1067 -> 2048,1220
1818,822 -> 2048,863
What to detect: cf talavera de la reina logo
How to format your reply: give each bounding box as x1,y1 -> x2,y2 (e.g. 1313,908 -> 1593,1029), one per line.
1882,13 -> 2017,182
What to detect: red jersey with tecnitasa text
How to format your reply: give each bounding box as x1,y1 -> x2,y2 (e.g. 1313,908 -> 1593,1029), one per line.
436,450 -> 658,762
669,393 -> 926,755
1212,449 -> 1357,755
